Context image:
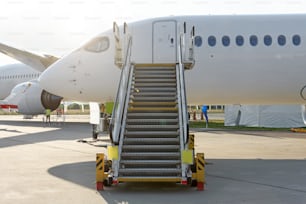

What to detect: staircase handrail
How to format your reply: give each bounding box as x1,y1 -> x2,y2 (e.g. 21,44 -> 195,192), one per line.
109,31 -> 133,144
177,33 -> 189,145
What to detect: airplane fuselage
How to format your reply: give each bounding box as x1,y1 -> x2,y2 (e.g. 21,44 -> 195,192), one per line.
39,14 -> 306,105
0,63 -> 40,99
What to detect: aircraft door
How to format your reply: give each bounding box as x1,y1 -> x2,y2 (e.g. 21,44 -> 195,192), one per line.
153,20 -> 177,63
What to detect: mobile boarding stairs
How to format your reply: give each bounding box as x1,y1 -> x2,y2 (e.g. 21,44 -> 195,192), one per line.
96,22 -> 205,191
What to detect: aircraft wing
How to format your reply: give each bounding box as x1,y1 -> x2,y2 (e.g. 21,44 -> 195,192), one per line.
0,42 -> 59,72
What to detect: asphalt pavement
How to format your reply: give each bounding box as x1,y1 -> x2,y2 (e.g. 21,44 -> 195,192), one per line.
1,115 -> 306,204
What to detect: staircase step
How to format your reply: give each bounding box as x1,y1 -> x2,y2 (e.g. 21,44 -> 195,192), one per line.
125,131 -> 179,138
134,74 -> 176,78
134,70 -> 175,75
127,112 -> 178,118
134,83 -> 176,87
135,65 -> 175,69
128,107 -> 178,112
119,169 -> 181,178
126,118 -> 178,125
120,160 -> 181,165
124,138 -> 179,145
131,96 -> 177,102
135,65 -> 175,70
134,78 -> 176,83
132,92 -> 176,96
116,176 -> 181,182
119,168 -> 181,174
121,152 -> 180,158
131,87 -> 177,92
120,161 -> 180,169
122,145 -> 180,152
121,153 -> 180,163
125,124 -> 179,131
129,102 -> 177,107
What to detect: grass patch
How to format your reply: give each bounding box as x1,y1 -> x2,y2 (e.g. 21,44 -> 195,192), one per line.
189,120 -> 290,131
0,109 -> 90,115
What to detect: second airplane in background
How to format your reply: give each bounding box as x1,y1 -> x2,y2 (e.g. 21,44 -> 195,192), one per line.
0,44 -> 61,115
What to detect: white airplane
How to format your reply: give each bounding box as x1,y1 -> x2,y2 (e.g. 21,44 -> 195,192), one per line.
0,43 -> 62,115
34,14 -> 306,186
37,14 -> 306,106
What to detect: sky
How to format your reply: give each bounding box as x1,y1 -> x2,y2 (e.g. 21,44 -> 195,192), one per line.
0,0 -> 306,65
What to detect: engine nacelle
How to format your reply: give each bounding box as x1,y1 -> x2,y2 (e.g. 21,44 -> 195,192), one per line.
7,80 -> 62,115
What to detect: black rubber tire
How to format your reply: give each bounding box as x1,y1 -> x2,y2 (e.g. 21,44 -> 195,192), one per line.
93,132 -> 98,140
191,179 -> 197,187
103,177 -> 113,187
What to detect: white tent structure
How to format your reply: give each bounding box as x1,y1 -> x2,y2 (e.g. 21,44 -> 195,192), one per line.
225,105 -> 306,128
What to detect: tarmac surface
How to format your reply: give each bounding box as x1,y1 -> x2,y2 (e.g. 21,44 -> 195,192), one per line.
1,115 -> 306,204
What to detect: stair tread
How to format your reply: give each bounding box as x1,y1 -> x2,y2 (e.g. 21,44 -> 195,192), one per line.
134,74 -> 176,78
125,131 -> 179,135
119,168 -> 181,173
121,152 -> 180,156
132,92 -> 176,95
120,160 -> 181,164
132,95 -> 176,97
124,138 -> 179,145
128,107 -> 178,112
134,70 -> 175,74
132,87 -> 177,92
135,78 -> 176,82
125,124 -> 179,129
124,142 -> 179,146
135,65 -> 175,68
123,145 -> 180,149
132,96 -> 177,101
129,101 -> 177,105
117,176 -> 182,180
135,67 -> 175,70
134,83 -> 176,87
126,118 -> 178,123
128,107 -> 178,110
124,138 -> 179,142
128,112 -> 177,116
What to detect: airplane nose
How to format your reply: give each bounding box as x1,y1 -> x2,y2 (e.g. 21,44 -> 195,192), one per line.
38,54 -> 85,100
38,61 -> 65,97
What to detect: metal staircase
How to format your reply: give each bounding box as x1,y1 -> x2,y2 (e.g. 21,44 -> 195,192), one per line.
97,22 -> 206,190
119,64 -> 182,181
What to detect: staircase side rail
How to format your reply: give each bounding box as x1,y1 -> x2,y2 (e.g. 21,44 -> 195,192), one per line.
110,34 -> 133,144
176,32 -> 189,180
109,22 -> 122,143
176,62 -> 186,180
176,59 -> 184,149
114,64 -> 135,178
177,33 -> 189,145
183,25 -> 195,69
188,26 -> 195,62
113,22 -> 123,67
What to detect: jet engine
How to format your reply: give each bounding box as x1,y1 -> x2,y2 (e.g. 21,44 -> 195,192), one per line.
7,80 -> 62,115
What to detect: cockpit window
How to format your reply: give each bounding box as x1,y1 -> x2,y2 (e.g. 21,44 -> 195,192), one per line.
84,36 -> 109,53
